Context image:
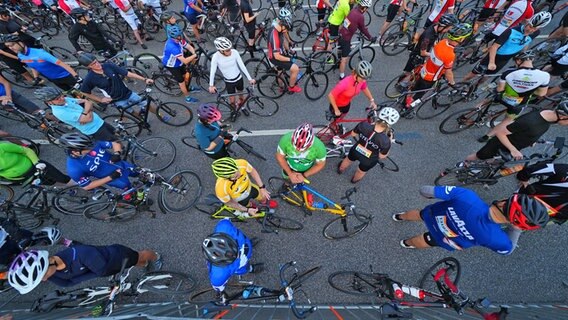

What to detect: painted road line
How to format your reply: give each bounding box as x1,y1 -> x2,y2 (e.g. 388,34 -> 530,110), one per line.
32,139 -> 53,145
233,129 -> 423,139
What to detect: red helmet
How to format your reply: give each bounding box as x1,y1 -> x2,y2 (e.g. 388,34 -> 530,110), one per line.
291,122 -> 314,151
504,194 -> 549,230
197,104 -> 221,123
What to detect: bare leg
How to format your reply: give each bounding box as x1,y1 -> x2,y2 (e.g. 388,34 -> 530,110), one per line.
404,234 -> 432,248
397,209 -> 422,221
338,57 -> 349,76
338,157 -> 352,174
289,64 -> 299,87
351,168 -> 366,183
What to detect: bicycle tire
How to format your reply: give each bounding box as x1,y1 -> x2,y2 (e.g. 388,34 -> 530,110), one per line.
323,208 -> 372,240
138,271 -> 197,295
0,68 -> 34,89
199,71 -> 226,93
422,83 -> 470,120
215,102 -> 236,122
33,17 -> 58,36
313,124 -> 337,144
247,96 -> 279,117
153,73 -> 183,96
379,156 -> 399,172
310,51 -> 338,73
438,107 -> 480,134
328,271 -> 386,296
434,168 -> 471,186
8,206 -> 44,229
348,46 -> 375,71
49,46 -> 77,64
373,0 -> 390,17
304,71 -> 328,101
158,170 -> 202,213
0,185 -> 14,202
131,137 -> 176,172
157,102 -> 193,126
290,20 -> 310,43
52,185 -> 107,216
83,201 -> 139,222
384,73 -> 408,99
257,73 -> 286,99
102,113 -> 142,137
380,29 -> 410,56
32,287 -> 111,312
264,214 -> 303,231
0,136 -> 40,156
244,58 -> 270,79
143,17 -> 161,34
133,53 -> 163,76
418,257 -> 461,302
124,66 -> 149,93
267,177 -> 305,207
255,8 -> 276,26
0,105 -> 26,122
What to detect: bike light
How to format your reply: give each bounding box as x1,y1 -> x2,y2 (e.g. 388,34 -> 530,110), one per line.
418,290 -> 425,300
268,200 -> 278,209
392,284 -> 404,300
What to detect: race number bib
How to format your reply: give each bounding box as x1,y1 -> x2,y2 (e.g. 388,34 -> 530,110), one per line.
355,144 -> 372,158
502,94 -> 523,106
343,18 -> 351,29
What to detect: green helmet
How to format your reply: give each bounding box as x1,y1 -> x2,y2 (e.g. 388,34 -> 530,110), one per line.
211,157 -> 238,179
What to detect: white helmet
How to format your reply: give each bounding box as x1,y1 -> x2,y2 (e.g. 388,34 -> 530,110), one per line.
278,7 -> 291,20
359,0 -> 372,7
0,227 -> 8,249
214,37 -> 232,51
529,11 -> 552,28
38,227 -> 62,246
378,107 -> 400,125
8,250 -> 49,294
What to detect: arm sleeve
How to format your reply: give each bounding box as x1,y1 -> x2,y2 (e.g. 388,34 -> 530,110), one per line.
494,29 -> 511,46
419,185 -> 436,198
359,16 -> 373,40
68,26 -> 83,51
236,53 -> 253,81
209,53 -> 218,87
113,64 -> 129,77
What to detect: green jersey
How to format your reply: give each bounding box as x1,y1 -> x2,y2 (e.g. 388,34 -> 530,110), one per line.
328,0 -> 351,26
277,132 -> 326,173
0,142 -> 38,180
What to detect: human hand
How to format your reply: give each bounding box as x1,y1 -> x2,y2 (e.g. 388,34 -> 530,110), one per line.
260,188 -> 271,201
209,86 -> 217,94
511,150 -> 523,160
488,63 -> 496,71
289,172 -> 304,184
249,79 -> 256,85
145,78 -> 154,85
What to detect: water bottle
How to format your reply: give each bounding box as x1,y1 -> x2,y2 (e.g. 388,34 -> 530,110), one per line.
136,189 -> 144,201
312,201 -> 326,209
242,286 -> 265,299
306,193 -> 314,206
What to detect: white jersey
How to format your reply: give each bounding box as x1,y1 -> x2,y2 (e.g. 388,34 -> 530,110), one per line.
428,0 -> 456,23
209,49 -> 253,85
492,0 -> 534,36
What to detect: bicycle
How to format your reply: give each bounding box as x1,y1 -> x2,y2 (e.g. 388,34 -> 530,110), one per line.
435,137 -> 567,187
325,135 -> 402,172
227,18 -> 270,56
267,180 -> 372,240
314,107 -> 379,144
211,86 -> 279,122
182,127 -> 267,161
31,261 -> 196,316
189,261 -> 320,319
529,37 -> 567,69
379,3 -> 424,56
328,257 -> 509,319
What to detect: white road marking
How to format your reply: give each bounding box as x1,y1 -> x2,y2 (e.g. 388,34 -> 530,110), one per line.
232,129 -> 293,136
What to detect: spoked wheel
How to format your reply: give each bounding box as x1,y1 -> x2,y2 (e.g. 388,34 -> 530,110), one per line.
131,137 -> 176,172
10,207 -> 44,229
157,102 -> 193,126
313,124 -> 337,144
246,96 -> 279,117
323,207 -> 372,240
153,74 -> 183,96
290,20 -> 310,43
267,177 -> 305,208
380,28 -> 411,56
83,201 -> 138,222
438,107 -> 481,134
304,71 -> 328,101
138,271 -> 197,295
52,186 -> 107,216
158,170 -> 203,213
133,53 -> 163,76
102,113 -> 142,137
328,271 -> 386,296
257,73 -> 286,99
50,47 -> 77,64
379,156 -> 399,172
244,58 -> 270,79
373,0 -> 390,17
348,46 -> 375,70
421,83 -> 470,120
384,73 -> 409,99
418,257 -> 461,302
263,214 -> 303,231
311,51 -> 338,73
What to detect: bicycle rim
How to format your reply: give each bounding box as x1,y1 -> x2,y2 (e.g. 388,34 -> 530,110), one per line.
52,186 -> 103,216
153,74 -> 182,96
138,271 -> 197,295
380,156 -> 399,172
313,124 -> 337,144
381,32 -> 410,56
418,257 -> 461,302
84,201 -> 138,222
131,137 -> 176,172
258,73 -> 286,99
311,51 -> 338,73
0,68 -> 34,89
9,207 -> 43,229
323,208 -> 372,240
159,170 -> 202,213
50,47 -> 77,64
438,108 -> 479,134
102,114 -> 142,137
247,96 -> 279,117
133,53 -> 163,76
328,271 -> 386,296
304,72 -> 329,101
264,214 -> 303,231
348,46 -> 375,71
373,0 -> 389,17
244,58 -> 270,79
158,102 -> 193,126
289,20 -> 310,43
384,73 -> 407,99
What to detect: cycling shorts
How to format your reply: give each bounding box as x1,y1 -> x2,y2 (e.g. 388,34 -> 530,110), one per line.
473,54 -> 513,74
418,209 -> 440,247
317,8 -> 326,21
185,12 -> 199,25
102,244 -> 139,276
270,59 -> 294,71
477,8 -> 497,22
225,77 -> 244,94
237,183 -> 260,206
0,55 -> 27,74
501,100 -> 525,117
166,66 -> 185,83
328,102 -> 351,114
50,75 -> 78,91
119,9 -> 140,31
114,92 -> 146,113
476,137 -> 509,160
423,18 -> 434,29
338,38 -> 351,57
245,23 -> 256,40
386,4 -> 400,22
550,60 -> 568,76
329,24 -> 339,37
347,146 -> 379,172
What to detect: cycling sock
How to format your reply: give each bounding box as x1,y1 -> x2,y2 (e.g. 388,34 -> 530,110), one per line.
339,73 -> 345,78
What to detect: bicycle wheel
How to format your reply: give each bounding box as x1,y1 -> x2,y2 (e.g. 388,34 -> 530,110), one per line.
133,53 -> 163,76
131,137 -> 176,172
143,17 -> 161,34
384,73 -> 408,99
0,68 -> 34,89
49,47 -> 77,64
102,113 -> 142,137
328,271 -> 385,296
418,257 -> 461,302
153,74 -> 182,96
244,58 -> 270,79
0,105 -> 26,122
124,67 -> 149,93
158,170 -> 202,213
348,46 -> 375,70
52,186 -> 107,216
323,207 -> 372,240
313,124 -> 337,144
138,271 -> 197,295
255,8 -> 276,25
246,96 -> 279,117
438,107 -> 480,134
0,185 -> 14,202
421,83 -> 469,120
380,28 -> 410,56
304,71 -> 328,101
264,213 -> 303,231
257,73 -> 286,99
373,0 -> 390,17
83,201 -> 139,222
434,168 -> 472,186
290,20 -> 310,43
9,207 -> 44,229
158,102 -> 193,126
0,136 -> 39,156
311,51 -> 338,73
216,102 -> 236,122
379,156 -> 399,172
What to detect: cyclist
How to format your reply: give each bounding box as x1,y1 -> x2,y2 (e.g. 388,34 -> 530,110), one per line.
379,0 -> 415,38
240,0 -> 260,56
112,0 -> 150,49
267,9 -> 302,93
162,25 -> 200,103
8,244 -> 161,293
0,8 -> 38,84
0,35 -> 81,91
543,43 -> 568,79
194,104 -> 231,159
464,104 -> 568,162
184,0 -> 206,43
34,87 -> 117,142
0,7 -> 38,49
327,0 -> 357,39
203,219 -> 262,297
209,37 -> 255,108
477,51 -> 550,143
337,107 -> 400,183
393,186 -> 548,254
276,122 -> 327,184
316,0 -> 333,23
471,0 -> 511,34
328,60 -> 376,119
412,0 -> 455,43
337,0 -> 377,79
0,73 -> 42,116
220,0 -> 240,24
462,12 -> 552,83
0,141 -> 70,185
68,8 -> 119,57
483,0 -> 534,44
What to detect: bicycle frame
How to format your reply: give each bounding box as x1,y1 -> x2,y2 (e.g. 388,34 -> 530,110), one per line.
282,183 -> 347,216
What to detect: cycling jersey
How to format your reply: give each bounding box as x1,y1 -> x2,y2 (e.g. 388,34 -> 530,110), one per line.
499,67 -> 549,107
210,49 -> 252,84
0,142 -> 37,180
267,27 -> 285,60
195,121 -> 224,154
215,159 -> 254,203
411,24 -> 440,54
391,0 -> 403,4
113,0 -> 132,11
49,98 -> 104,135
81,63 -> 131,101
420,39 -> 455,82
483,0 -> 508,9
495,25 -> 539,56
162,38 -> 186,68
184,0 -> 199,14
328,0 -> 351,26
277,132 -> 326,173
17,48 -> 71,80
427,0 -> 455,23
339,7 -> 373,43
422,186 -> 512,254
58,0 -> 81,14
491,0 -> 534,37
66,141 -> 135,189
329,75 -> 368,107
208,219 -> 252,292
353,122 -> 391,158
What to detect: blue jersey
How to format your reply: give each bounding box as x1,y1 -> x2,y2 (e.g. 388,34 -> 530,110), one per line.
66,141 -> 135,189
194,121 -> 223,154
0,84 -> 6,97
422,186 -> 512,254
184,0 -> 198,14
17,47 -> 71,80
207,219 -> 252,291
162,39 -> 184,68
496,26 -> 539,56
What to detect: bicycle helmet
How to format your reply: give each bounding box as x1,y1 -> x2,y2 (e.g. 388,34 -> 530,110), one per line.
278,7 -> 292,20
211,157 -> 239,179
197,103 -> 222,122
0,34 -> 20,44
356,60 -> 373,79
160,11 -> 175,22
513,50 -> 536,62
8,250 -> 49,294
34,86 -> 63,102
59,132 -> 93,150
37,227 -> 62,246
377,107 -> 400,126
358,0 -> 372,7
70,7 -> 88,19
291,122 -> 314,151
202,232 -> 238,266
503,194 -> 549,230
0,227 -> 8,249
214,37 -> 232,51
447,23 -> 472,42
280,16 -> 293,30
167,24 -> 183,38
438,13 -> 459,28
528,11 -> 552,28
77,52 -> 97,67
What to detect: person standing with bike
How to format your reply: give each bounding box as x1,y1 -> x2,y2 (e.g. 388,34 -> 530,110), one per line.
183,0 -> 206,43
378,0 -> 415,39
393,186 -> 549,254
162,25 -> 200,103
328,60 -> 376,121
337,107 -> 400,183
267,10 -> 302,94
412,0 -> 455,43
209,37 -> 255,108
240,0 -> 260,57
194,104 -> 232,159
276,123 -> 327,184
202,219 -> 263,297
327,0 -> 356,39
68,8 -> 119,57
111,0 -> 150,49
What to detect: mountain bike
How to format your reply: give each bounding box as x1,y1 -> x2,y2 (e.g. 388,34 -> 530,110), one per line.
195,194 -> 303,233
325,135 -> 402,172
182,127 -> 267,161
435,137 -> 567,187
379,4 -> 424,56
189,261 -> 320,319
328,257 -> 509,319
267,181 -> 372,240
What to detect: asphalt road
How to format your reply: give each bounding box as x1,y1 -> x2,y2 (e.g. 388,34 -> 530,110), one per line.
1,2 -> 567,309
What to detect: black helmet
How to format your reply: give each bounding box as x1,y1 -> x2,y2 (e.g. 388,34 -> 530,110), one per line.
504,194 -> 549,230
34,86 -> 63,102
0,8 -> 9,16
70,7 -> 88,19
0,34 -> 20,44
514,50 -> 536,62
280,17 -> 293,31
438,14 -> 459,27
202,232 -> 238,266
59,132 -> 93,150
77,52 -> 97,67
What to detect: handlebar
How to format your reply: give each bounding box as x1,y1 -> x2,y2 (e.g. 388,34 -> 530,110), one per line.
278,261 -> 317,319
341,187 -> 357,201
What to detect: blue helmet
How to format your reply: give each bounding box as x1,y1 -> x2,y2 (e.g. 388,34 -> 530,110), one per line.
167,25 -> 183,38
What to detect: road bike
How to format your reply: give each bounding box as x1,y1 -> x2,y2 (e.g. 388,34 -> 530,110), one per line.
328,257 -> 509,319
379,3 -> 424,56
182,127 -> 267,161
189,261 -> 320,319
267,180 -> 372,240
300,34 -> 376,73
210,86 -> 279,122
529,37 -> 567,69
435,137 -> 567,187
326,135 -> 401,172
314,107 -> 379,144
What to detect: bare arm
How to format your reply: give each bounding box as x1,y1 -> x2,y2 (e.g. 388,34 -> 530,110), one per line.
55,60 -> 78,77
303,160 -> 325,178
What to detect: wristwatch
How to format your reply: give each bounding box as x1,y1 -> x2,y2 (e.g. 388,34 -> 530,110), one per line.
259,184 -> 266,189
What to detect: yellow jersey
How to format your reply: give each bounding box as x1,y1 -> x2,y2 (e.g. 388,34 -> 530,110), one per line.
215,159 -> 254,203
